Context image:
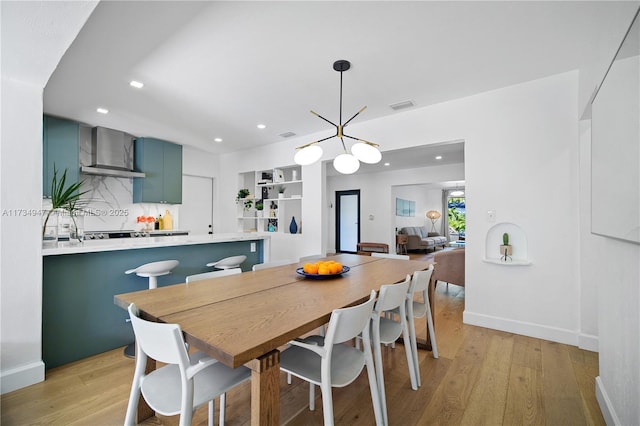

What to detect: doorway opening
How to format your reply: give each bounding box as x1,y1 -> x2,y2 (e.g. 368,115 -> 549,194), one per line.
335,190 -> 360,253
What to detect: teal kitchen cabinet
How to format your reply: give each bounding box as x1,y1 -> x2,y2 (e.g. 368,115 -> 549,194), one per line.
43,116 -> 80,198
133,137 -> 182,204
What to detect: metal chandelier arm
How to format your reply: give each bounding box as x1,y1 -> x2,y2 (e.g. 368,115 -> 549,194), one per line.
310,110 -> 338,127
296,134 -> 336,150
343,106 -> 367,127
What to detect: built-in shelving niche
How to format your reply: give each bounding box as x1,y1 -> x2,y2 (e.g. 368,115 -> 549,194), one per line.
483,222 -> 531,266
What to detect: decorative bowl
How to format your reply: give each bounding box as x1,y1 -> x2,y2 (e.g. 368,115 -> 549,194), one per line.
296,265 -> 350,279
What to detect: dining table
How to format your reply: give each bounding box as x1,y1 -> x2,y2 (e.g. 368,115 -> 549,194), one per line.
114,253 -> 434,425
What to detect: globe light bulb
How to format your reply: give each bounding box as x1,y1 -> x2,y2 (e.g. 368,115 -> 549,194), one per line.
294,145 -> 323,165
333,153 -> 360,174
351,142 -> 382,164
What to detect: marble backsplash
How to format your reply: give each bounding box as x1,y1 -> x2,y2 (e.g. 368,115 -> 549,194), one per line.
42,174 -> 180,232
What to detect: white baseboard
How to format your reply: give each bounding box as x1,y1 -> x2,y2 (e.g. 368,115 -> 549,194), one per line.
1,361 -> 45,394
596,376 -> 620,425
463,311 -> 578,346
578,333 -> 599,352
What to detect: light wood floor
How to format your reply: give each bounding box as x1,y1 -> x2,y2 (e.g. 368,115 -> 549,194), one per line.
1,260 -> 604,425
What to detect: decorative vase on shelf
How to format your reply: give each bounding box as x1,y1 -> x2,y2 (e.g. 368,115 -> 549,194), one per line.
289,216 -> 298,234
42,209 -> 60,248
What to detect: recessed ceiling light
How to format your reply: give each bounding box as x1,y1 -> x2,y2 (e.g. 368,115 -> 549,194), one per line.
435,156 -> 442,160
214,138 -> 223,143
96,107 -> 109,114
257,124 -> 266,129
129,80 -> 144,89
384,162 -> 390,166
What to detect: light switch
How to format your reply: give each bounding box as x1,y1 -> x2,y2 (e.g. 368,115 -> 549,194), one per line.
250,242 -> 256,252
487,210 -> 496,222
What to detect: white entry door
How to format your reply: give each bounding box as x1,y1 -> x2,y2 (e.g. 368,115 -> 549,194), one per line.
180,175 -> 214,235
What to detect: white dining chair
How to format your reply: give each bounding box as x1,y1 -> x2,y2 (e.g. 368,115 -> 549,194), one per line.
371,252 -> 410,260
124,303 -> 250,426
206,255 -> 247,270
371,275 -> 418,425
186,268 -> 242,283
252,259 -> 296,271
279,291 -> 384,426
406,266 -> 438,387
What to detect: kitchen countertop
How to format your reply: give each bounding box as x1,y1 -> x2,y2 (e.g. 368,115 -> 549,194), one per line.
42,233 -> 270,256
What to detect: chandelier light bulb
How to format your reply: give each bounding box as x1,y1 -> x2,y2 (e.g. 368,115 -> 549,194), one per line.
351,142 -> 382,164
294,145 -> 323,166
333,153 -> 360,174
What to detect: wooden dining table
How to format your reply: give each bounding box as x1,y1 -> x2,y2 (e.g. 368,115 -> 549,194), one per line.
114,253 -> 434,425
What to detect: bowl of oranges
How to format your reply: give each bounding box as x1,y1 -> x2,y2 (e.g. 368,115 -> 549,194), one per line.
297,260 -> 350,279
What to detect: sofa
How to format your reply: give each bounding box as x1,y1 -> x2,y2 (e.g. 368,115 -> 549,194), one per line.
398,227 -> 447,252
433,247 -> 465,288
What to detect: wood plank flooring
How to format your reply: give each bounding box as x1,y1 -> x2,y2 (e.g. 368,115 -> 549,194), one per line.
1,255 -> 604,425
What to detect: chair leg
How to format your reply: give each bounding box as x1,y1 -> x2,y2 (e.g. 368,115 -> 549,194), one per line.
208,400 -> 214,426
425,298 -> 438,359
363,342 -> 384,426
401,316 -> 418,390
408,312 -> 421,388
320,381 -> 334,426
287,372 -> 292,385
309,383 -> 315,411
373,327 -> 389,425
219,393 -> 226,426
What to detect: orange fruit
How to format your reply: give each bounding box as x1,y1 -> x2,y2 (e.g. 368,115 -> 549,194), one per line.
318,265 -> 331,275
307,263 -> 319,274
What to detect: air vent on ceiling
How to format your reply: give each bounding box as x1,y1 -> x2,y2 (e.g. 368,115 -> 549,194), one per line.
389,100 -> 415,111
279,131 -> 297,138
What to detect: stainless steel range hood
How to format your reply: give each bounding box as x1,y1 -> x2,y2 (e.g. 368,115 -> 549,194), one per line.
80,127 -> 146,178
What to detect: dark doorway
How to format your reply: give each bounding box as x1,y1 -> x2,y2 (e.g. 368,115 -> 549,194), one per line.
336,190 -> 360,253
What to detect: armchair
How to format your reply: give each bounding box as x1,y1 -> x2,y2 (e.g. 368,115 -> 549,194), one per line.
433,248 -> 465,288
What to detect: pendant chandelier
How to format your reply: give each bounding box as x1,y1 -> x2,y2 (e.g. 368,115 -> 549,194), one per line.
294,60 -> 382,174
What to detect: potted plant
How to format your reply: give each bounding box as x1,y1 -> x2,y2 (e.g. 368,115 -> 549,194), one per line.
42,165 -> 88,246
255,200 -> 264,218
500,232 -> 512,259
236,188 -> 253,211
274,184 -> 286,199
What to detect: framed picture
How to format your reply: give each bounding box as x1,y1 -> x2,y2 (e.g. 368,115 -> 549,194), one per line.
273,168 -> 284,183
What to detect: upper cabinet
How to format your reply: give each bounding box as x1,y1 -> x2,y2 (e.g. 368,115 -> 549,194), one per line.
43,116 -> 80,198
133,138 -> 183,204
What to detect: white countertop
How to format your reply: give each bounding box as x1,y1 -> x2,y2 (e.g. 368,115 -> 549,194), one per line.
42,233 -> 270,256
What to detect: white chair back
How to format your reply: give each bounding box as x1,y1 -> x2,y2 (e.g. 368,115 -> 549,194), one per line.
375,274 -> 411,312
371,252 -> 410,260
252,259 -> 296,271
410,264 -> 434,294
127,303 -> 189,369
326,290 -> 377,345
186,268 -> 241,283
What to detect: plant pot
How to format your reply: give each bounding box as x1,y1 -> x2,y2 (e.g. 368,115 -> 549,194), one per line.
42,209 -> 60,248
500,245 -> 513,256
256,210 -> 263,218
68,212 -> 85,245
278,193 -> 284,199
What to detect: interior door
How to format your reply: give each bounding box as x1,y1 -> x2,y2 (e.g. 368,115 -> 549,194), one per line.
336,190 -> 360,253
180,175 -> 214,235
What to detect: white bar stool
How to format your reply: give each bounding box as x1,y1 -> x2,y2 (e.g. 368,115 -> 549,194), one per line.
206,255 -> 247,270
123,259 -> 179,357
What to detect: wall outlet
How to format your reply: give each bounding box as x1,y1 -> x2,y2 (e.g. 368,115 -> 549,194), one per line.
250,242 -> 256,252
487,210 -> 496,222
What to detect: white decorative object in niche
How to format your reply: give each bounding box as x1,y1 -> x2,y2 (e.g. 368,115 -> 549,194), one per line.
483,222 -> 531,265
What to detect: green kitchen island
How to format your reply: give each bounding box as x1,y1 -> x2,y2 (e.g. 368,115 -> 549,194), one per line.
42,233 -> 269,368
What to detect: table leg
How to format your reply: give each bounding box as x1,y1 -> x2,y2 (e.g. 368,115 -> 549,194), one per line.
247,350 -> 280,426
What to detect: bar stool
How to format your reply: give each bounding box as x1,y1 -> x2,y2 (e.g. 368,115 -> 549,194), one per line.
206,255 -> 246,270
123,259 -> 179,357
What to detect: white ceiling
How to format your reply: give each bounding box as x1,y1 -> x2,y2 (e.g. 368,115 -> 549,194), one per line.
42,1 -> 637,175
